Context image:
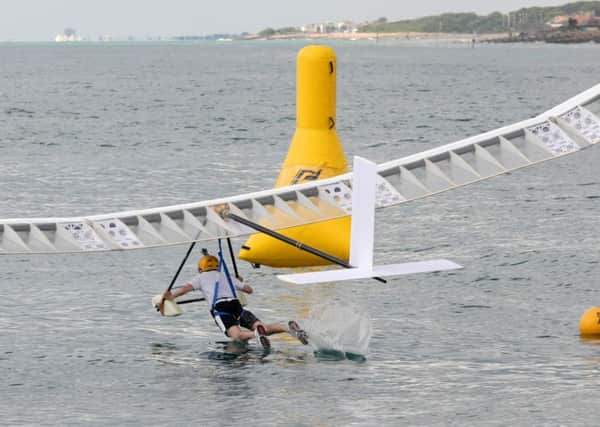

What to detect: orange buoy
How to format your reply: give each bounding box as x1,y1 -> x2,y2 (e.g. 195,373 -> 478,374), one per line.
579,307 -> 600,336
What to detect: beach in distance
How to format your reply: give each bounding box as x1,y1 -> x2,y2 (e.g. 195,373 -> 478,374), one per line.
242,30 -> 506,42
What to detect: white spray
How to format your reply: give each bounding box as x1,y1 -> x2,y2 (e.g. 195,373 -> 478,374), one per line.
303,300 -> 372,357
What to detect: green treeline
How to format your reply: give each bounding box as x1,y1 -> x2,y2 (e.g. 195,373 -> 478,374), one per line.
360,13 -> 504,33
258,27 -> 299,37
359,1 -> 600,33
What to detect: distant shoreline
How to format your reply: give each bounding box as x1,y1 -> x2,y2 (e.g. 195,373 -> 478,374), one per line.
242,31 -> 509,42
242,30 -> 600,44
6,30 -> 598,44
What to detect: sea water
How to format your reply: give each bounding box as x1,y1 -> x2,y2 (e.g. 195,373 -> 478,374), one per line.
1,40 -> 600,426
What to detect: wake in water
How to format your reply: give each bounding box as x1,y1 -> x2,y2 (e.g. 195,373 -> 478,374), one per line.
303,300 -> 372,361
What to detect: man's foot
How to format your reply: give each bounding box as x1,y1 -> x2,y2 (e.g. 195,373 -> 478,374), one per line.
255,324 -> 271,351
288,320 -> 309,345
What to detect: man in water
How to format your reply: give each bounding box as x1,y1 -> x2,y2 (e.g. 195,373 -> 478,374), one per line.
162,254 -> 308,350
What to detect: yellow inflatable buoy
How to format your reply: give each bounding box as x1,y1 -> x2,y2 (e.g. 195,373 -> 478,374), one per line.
239,45 -> 351,268
579,307 -> 600,336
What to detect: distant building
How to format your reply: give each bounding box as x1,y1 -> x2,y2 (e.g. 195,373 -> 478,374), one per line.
300,23 -> 319,33
548,15 -> 568,28
55,28 -> 81,42
336,21 -> 356,32
547,11 -> 598,29
301,20 -> 358,34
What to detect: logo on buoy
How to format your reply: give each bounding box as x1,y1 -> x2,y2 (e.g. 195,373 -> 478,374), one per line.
291,168 -> 322,184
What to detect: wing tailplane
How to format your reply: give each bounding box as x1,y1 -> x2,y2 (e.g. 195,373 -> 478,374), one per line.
277,156 -> 462,284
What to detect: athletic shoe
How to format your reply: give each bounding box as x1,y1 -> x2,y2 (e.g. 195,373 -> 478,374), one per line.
288,320 -> 309,345
255,324 -> 271,351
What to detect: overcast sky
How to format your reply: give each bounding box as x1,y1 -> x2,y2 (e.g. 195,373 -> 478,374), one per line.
1,0 -> 571,40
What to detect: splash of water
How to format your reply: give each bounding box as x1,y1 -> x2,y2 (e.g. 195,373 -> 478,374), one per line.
303,300 -> 372,358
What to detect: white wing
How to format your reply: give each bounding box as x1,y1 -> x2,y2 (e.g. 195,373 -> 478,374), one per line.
1,83 -> 599,255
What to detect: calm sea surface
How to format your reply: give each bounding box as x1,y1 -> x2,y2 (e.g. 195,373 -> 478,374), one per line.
1,40 -> 600,426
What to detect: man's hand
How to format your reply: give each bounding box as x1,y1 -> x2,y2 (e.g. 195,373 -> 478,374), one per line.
242,284 -> 253,294
163,284 -> 193,301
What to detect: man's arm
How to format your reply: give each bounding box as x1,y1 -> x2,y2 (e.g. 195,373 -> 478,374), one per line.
164,283 -> 193,300
234,275 -> 253,294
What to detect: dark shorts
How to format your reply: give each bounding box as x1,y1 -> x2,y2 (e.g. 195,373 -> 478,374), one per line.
211,299 -> 259,336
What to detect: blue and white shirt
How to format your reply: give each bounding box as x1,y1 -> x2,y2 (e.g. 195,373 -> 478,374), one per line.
189,270 -> 244,304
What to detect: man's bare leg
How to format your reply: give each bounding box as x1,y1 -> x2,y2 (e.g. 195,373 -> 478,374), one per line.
226,325 -> 255,341
227,323 -> 271,351
252,321 -> 288,336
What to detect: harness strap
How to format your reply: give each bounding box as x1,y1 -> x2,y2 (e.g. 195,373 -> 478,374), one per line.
219,239 -> 238,298
210,259 -> 223,311
212,310 -> 235,318
211,239 -> 238,313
